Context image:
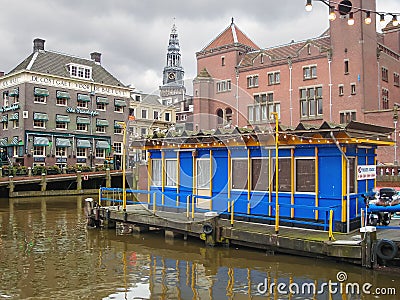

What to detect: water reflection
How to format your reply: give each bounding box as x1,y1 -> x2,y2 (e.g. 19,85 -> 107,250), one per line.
0,196 -> 399,299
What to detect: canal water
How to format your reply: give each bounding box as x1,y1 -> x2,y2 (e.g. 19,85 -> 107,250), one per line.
0,196 -> 399,300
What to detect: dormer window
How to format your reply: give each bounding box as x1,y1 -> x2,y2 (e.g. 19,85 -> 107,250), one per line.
67,63 -> 92,80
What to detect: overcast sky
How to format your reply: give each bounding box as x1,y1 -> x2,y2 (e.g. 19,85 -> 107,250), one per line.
0,0 -> 398,94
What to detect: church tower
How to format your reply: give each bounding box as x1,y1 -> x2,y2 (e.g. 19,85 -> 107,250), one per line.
160,22 -> 186,105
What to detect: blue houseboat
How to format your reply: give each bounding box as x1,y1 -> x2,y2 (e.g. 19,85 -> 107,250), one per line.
132,121 -> 393,233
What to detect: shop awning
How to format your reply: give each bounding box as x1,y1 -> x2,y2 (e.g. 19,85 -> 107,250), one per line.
114,121 -> 123,129
33,113 -> 48,121
34,88 -> 49,97
114,99 -> 127,107
77,139 -> 91,148
56,115 -> 71,123
96,119 -> 109,127
0,137 -> 7,146
1,115 -> 8,122
9,137 -> 19,145
96,96 -> 109,104
77,94 -> 91,102
9,88 -> 19,97
56,138 -> 71,147
56,91 -> 70,99
34,136 -> 50,146
9,113 -> 19,120
96,140 -> 110,149
77,117 -> 90,124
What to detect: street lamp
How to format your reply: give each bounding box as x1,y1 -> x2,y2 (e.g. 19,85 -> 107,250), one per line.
89,148 -> 93,168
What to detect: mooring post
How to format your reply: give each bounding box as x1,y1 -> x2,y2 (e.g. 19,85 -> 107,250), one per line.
62,166 -> 67,174
76,171 -> 82,191
40,173 -> 47,192
360,226 -> 377,269
27,167 -> 32,177
8,175 -> 15,197
0,167 -> 3,177
106,168 -> 111,188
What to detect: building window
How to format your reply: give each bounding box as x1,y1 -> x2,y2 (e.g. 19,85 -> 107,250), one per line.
151,159 -> 162,186
221,56 -> 225,66
382,88 -> 389,109
232,158 -> 248,190
247,75 -> 259,88
350,83 -> 356,95
76,148 -> 86,158
96,126 -> 106,133
394,73 -> 399,87
260,53 -> 264,64
344,60 -> 349,74
34,87 -> 49,104
165,112 -> 171,122
296,158 -> 315,192
9,88 -> 19,104
114,105 -> 124,113
68,63 -> 92,80
300,86 -> 322,119
166,159 -> 177,187
216,80 -> 232,92
97,102 -> 106,110
77,123 -> 88,131
339,85 -> 344,96
56,91 -> 70,106
13,119 -> 19,129
114,121 -> 123,134
267,71 -> 280,85
272,158 -> 291,192
33,113 -> 47,129
55,115 -> 70,130
252,158 -> 269,191
77,99 -> 88,108
56,147 -> 67,157
3,92 -> 9,107
349,157 -> 356,193
249,93 -> 280,122
113,142 -> 122,155
2,118 -> 8,130
340,110 -> 356,124
303,65 -> 317,80
141,128 -> 147,136
141,109 -> 148,119
382,67 -> 389,82
153,110 -> 159,120
197,158 -> 210,190
33,146 -> 45,156
95,148 -> 105,159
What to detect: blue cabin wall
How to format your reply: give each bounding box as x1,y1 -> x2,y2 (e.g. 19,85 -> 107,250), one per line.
147,143 -> 377,231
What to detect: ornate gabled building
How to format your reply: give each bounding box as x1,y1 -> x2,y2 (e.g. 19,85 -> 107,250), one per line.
159,22 -> 193,132
193,1 -> 400,163
0,38 -> 132,169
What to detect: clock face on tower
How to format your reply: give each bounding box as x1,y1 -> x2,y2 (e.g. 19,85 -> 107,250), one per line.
168,72 -> 176,80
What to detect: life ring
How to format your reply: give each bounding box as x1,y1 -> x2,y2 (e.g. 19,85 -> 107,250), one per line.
375,239 -> 398,261
203,223 -> 213,235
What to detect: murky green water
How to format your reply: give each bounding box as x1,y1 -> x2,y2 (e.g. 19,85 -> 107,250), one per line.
0,196 -> 399,299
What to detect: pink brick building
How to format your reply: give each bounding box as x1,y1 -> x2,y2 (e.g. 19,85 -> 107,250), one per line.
193,0 -> 399,164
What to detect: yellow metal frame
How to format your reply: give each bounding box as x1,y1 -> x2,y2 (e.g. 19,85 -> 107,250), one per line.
290,148 -> 294,218
210,149 -> 213,210
341,147 -> 346,223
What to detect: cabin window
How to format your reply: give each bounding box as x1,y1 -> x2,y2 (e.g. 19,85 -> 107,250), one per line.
166,159 -> 177,187
152,159 -> 162,186
295,158 -> 315,192
348,157 -> 356,193
272,158 -> 291,192
197,158 -> 210,189
232,158 -> 248,190
252,158 -> 269,191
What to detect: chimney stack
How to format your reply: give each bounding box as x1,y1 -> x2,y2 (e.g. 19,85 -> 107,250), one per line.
0,71 -> 4,77
33,38 -> 45,52
90,52 -> 101,64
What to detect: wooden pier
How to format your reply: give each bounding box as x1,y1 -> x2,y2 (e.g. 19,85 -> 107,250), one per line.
87,202 -> 400,269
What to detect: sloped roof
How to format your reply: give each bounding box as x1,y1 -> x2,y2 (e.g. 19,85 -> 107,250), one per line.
141,94 -> 162,106
9,50 -> 125,87
240,35 -> 331,67
200,21 -> 259,52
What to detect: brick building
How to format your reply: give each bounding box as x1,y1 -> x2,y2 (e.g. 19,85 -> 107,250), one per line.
0,38 -> 131,169
193,0 -> 399,163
